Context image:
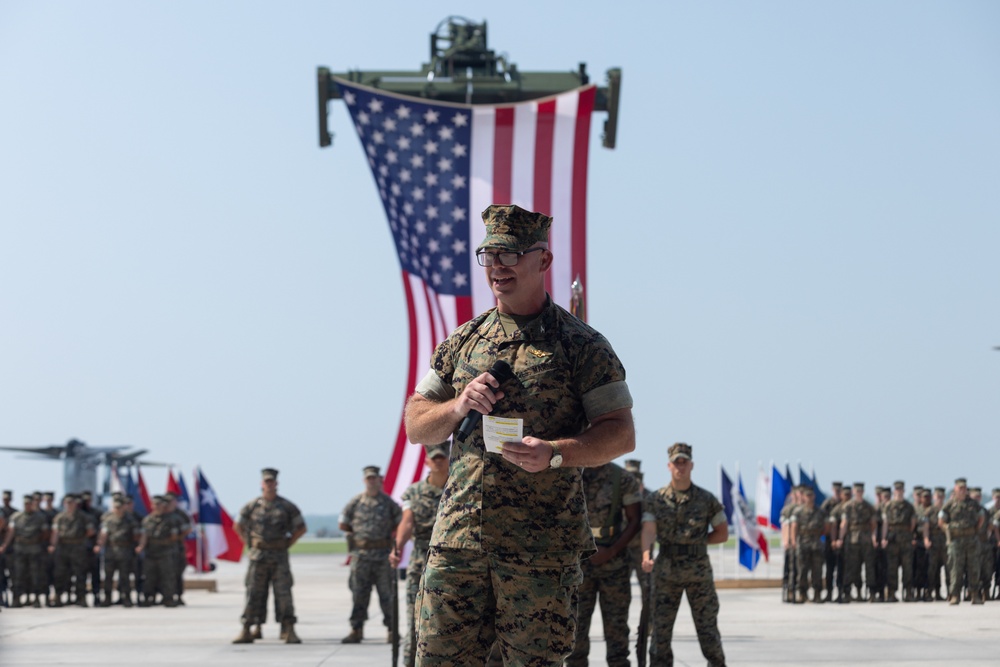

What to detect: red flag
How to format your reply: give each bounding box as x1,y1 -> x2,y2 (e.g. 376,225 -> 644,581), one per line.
167,470 -> 199,569
334,79 -> 595,501
136,465 -> 153,516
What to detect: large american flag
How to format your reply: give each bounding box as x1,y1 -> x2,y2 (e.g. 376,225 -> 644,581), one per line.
335,77 -> 596,500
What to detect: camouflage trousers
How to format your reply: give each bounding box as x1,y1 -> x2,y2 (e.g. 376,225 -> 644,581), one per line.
927,540 -> 946,593
143,551 -> 177,602
843,540 -> 876,592
103,548 -> 135,599
794,545 -> 823,594
978,541 -> 993,593
885,538 -> 913,592
404,543 -> 431,667
415,547 -> 582,667
947,536 -> 978,597
629,545 -> 652,658
11,549 -> 45,596
241,549 -> 295,625
649,555 -> 725,667
565,549 -> 632,667
349,549 -> 394,630
53,544 -> 88,598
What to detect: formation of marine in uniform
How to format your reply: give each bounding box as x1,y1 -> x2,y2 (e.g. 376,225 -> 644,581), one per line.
783,480 -> 1000,606
0,488 -> 191,609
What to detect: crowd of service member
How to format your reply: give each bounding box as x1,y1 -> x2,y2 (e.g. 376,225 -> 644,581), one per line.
0,489 -> 190,609
781,479 -> 1000,605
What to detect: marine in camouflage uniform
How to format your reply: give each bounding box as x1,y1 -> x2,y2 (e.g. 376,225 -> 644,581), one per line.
566,462 -> 642,667
921,487 -> 948,600
828,486 -> 852,602
404,205 -> 635,667
969,487 -> 992,600
1,491 -> 18,604
780,487 -> 801,602
871,486 -> 890,602
79,491 -> 104,605
837,482 -> 877,601
138,495 -> 179,607
938,478 -> 984,605
391,444 -> 449,667
165,491 -> 193,605
641,443 -> 727,667
909,486 -> 929,600
94,496 -> 140,606
49,494 -> 95,606
990,489 -> 1000,599
790,487 -> 826,603
233,468 -> 307,644
819,482 -> 843,602
0,495 -> 49,607
880,481 -> 917,602
624,458 -> 653,664
39,492 -> 57,605
339,465 -> 402,644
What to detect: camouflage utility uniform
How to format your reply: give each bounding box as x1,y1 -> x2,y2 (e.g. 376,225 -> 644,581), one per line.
52,510 -> 94,603
644,483 -> 727,667
399,477 -> 444,667
341,490 -> 401,634
882,498 -> 917,599
939,496 -> 982,602
237,495 -> 305,627
566,463 -> 642,667
413,296 -> 632,666
8,509 -> 48,604
99,512 -> 140,603
791,504 -> 826,601
841,497 -> 876,599
141,512 -> 178,604
924,500 -> 947,598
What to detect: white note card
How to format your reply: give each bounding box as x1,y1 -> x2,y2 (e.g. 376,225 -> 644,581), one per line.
483,415 -> 523,454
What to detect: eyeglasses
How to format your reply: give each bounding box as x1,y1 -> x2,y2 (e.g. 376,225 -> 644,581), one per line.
476,247 -> 545,267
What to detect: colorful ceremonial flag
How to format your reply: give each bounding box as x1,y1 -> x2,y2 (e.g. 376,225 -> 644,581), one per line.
799,465 -> 827,506
124,469 -> 148,518
333,78 -> 596,500
195,468 -> 243,563
756,463 -> 791,529
136,465 -> 153,518
720,465 -> 735,525
736,471 -> 769,570
167,469 -> 199,568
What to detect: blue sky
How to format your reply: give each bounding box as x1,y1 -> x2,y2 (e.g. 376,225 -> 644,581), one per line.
1,1 -> 997,513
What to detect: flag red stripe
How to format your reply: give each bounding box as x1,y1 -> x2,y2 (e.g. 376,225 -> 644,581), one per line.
533,100 -> 556,294
384,270 -> 420,494
571,86 -> 595,309
493,107 -> 514,204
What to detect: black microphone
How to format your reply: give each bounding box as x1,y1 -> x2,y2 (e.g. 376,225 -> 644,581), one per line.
456,360 -> 514,442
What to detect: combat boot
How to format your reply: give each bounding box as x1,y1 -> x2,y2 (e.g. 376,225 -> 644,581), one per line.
282,622 -> 302,644
948,595 -> 959,605
11,597 -> 22,608
232,624 -> 255,644
794,591 -> 806,603
253,625 -> 263,640
341,627 -> 363,644
886,589 -> 898,602
971,591 -> 984,605
123,597 -> 133,608
75,597 -> 88,607
32,597 -> 42,609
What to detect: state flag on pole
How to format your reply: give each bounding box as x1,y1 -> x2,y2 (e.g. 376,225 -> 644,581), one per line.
195,468 -> 243,563
756,463 -> 791,529
333,77 -> 596,502
736,471 -> 769,570
124,471 -> 147,518
136,465 -> 153,518
720,465 -> 735,525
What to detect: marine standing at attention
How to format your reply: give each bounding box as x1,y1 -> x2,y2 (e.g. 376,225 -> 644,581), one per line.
404,204 -> 635,666
641,443 -> 727,667
233,468 -> 307,644
339,465 -> 402,644
391,443 -> 450,667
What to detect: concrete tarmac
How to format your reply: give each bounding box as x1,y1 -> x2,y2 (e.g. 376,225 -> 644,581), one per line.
1,551 -> 998,666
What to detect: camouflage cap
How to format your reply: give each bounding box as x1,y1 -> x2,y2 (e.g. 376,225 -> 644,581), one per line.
425,443 -> 449,459
831,481 -> 843,489
954,477 -> 967,487
112,497 -> 125,507
920,489 -> 931,498
969,486 -> 982,495
853,482 -> 865,490
152,495 -> 168,505
893,481 -> 905,490
802,487 -> 815,496
623,459 -> 642,473
22,494 -> 34,502
668,442 -> 692,462
163,491 -> 178,500
43,491 -> 54,499
913,485 -> 924,492
363,465 -> 381,478
2,490 -> 12,498
933,486 -> 946,494
80,491 -> 92,499
261,468 -> 278,481
992,488 -> 1000,496
476,204 -> 551,253
63,494 -> 78,503
32,491 -> 42,499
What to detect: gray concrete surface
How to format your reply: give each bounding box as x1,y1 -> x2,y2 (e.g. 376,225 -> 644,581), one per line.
1,551 -> 998,666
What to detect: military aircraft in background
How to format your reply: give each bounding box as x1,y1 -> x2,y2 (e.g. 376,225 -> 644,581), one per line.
0,438 -> 167,504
